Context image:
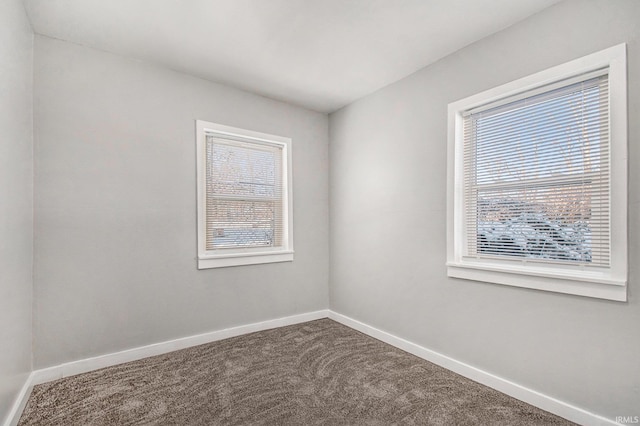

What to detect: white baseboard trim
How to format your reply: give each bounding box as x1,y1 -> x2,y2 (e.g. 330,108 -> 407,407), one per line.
328,311 -> 617,426
4,309 -> 616,426
3,373 -> 34,426
31,309 -> 329,386
3,309 -> 328,426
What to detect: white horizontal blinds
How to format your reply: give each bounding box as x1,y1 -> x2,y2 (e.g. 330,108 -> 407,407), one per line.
206,136 -> 283,250
463,72 -> 610,265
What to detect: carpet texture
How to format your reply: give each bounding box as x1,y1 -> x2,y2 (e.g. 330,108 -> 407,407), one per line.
19,319 -> 575,425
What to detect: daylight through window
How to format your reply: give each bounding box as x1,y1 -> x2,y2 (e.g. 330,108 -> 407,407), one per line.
464,72 -> 609,265
447,44 -> 627,301
196,121 -> 293,269
206,137 -> 283,250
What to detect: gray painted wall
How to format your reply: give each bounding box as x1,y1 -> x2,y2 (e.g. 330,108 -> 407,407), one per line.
329,0 -> 639,420
0,0 -> 33,420
33,36 -> 329,369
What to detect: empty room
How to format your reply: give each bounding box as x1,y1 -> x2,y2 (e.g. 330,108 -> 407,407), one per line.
1,0 -> 639,424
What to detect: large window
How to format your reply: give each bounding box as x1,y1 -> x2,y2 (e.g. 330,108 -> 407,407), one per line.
196,121 -> 293,269
447,44 -> 627,301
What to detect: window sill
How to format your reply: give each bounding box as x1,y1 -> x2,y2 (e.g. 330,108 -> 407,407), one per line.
198,250 -> 294,269
446,261 -> 627,302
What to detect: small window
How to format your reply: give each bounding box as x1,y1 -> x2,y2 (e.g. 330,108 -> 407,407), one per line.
447,44 -> 627,301
196,120 -> 293,269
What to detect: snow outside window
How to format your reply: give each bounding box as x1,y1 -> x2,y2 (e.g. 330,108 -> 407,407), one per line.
196,121 -> 293,269
447,44 -> 627,301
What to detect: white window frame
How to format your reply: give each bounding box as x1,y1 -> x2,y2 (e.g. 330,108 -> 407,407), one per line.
196,120 -> 294,269
446,44 -> 627,301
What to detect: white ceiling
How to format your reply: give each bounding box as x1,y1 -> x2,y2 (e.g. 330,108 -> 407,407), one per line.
23,0 -> 560,113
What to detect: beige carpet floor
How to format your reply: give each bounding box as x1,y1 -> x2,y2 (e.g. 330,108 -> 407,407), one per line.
19,319 -> 575,425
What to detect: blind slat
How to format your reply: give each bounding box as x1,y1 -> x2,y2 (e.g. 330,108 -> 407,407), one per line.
205,136 -> 284,250
463,73 -> 610,266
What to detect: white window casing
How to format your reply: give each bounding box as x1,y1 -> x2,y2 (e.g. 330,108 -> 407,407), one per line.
196,120 -> 294,269
447,44 -> 627,301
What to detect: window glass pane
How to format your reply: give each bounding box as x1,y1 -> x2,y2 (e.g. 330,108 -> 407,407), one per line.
205,137 -> 284,250
207,140 -> 281,198
206,199 -> 281,249
474,80 -> 604,184
476,186 -> 599,263
466,76 -> 609,265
